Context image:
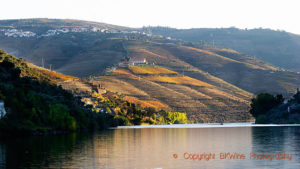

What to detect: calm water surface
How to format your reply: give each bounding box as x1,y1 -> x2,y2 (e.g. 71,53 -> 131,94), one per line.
0,125 -> 300,169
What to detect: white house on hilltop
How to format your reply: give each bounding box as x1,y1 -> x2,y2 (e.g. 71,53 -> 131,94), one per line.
119,57 -> 147,67
129,57 -> 147,65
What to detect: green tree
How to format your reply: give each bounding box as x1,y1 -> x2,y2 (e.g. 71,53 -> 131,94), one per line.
165,112 -> 188,124
48,104 -> 76,130
250,93 -> 284,118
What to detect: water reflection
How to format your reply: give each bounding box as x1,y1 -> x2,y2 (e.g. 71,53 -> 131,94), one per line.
251,127 -> 286,152
0,143 -> 5,167
0,126 -> 299,169
251,127 -> 300,169
0,132 -> 91,168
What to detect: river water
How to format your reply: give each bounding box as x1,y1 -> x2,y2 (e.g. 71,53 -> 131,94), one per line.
0,124 -> 300,169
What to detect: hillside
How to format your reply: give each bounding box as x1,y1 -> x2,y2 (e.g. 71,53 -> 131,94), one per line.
0,49 -> 104,133
1,19 -> 300,122
2,18 -> 300,74
0,19 -> 298,94
0,49 -> 192,132
92,39 -> 299,122
0,32 -> 127,77
94,65 -> 253,122
125,40 -> 300,96
0,19 -> 136,77
142,27 -> 300,72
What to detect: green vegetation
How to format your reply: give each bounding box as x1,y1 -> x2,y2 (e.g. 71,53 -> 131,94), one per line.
250,91 -> 300,124
164,112 -> 188,124
113,110 -> 188,126
100,93 -> 188,126
250,93 -> 284,118
0,51 -> 113,134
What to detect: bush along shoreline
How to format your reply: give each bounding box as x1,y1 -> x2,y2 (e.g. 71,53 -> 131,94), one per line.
250,90 -> 300,124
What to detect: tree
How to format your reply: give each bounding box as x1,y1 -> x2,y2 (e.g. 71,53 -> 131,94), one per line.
293,90 -> 300,103
165,112 -> 188,124
250,93 -> 284,118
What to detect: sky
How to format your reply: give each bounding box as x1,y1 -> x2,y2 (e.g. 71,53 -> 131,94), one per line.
1,0 -> 300,34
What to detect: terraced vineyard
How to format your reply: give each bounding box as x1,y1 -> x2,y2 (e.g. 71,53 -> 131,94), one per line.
94,65 -> 253,122
126,40 -> 300,96
93,40 -> 300,122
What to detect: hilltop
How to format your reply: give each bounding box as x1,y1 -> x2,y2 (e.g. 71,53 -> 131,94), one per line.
0,18 -> 130,34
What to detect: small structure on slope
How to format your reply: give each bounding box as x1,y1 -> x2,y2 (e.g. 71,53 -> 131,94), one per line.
129,57 -> 147,65
118,57 -> 147,67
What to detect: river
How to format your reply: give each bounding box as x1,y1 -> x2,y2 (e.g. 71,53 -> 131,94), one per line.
0,124 -> 300,169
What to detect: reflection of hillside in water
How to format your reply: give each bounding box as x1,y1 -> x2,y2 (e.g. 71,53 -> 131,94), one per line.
251,127 -> 286,152
0,133 -> 90,168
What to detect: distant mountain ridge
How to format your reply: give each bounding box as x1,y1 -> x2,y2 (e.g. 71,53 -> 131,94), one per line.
0,18 -> 131,33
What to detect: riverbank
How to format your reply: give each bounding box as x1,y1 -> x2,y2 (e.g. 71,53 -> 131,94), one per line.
111,123 -> 300,129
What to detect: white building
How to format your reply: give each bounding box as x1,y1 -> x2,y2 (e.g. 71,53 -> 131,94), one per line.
129,57 -> 147,65
0,100 -> 7,119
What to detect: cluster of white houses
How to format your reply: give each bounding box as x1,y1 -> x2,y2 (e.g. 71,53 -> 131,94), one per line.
118,57 -> 147,67
0,27 -> 153,38
0,29 -> 36,38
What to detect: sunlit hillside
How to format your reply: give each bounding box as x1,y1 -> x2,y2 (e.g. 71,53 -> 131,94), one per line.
94,65 -> 253,122
26,62 -> 93,94
126,40 -> 300,96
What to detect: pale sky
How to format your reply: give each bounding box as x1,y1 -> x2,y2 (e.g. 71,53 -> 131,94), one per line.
1,0 -> 300,34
